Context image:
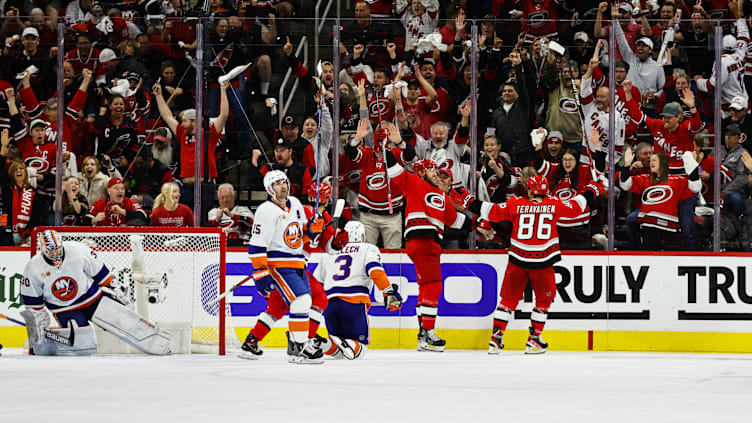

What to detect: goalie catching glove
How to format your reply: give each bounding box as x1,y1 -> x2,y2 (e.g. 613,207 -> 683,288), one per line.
382,284 -> 403,311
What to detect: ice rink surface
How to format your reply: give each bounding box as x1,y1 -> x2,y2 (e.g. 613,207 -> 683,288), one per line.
1,348 -> 750,423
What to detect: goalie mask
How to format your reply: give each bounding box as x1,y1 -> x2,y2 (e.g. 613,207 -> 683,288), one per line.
263,170 -> 290,198
39,229 -> 64,266
344,221 -> 366,244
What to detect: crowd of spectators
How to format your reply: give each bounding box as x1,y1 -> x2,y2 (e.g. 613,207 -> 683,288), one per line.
0,0 -> 751,252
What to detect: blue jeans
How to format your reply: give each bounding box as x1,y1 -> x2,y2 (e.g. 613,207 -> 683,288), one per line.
208,75 -> 253,150
626,208 -> 641,250
678,196 -> 698,250
725,192 -> 746,217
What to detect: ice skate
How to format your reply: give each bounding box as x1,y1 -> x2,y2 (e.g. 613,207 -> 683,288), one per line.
488,329 -> 504,355
525,329 -> 548,354
238,333 -> 263,360
415,327 -> 426,351
417,329 -> 446,352
291,338 -> 324,364
329,334 -> 356,360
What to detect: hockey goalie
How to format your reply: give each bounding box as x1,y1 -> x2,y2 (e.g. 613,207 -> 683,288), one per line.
19,229 -> 171,356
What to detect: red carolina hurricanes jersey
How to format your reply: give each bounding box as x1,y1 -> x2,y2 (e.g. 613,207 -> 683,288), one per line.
350,146 -> 409,213
480,195 -> 588,269
622,174 -> 696,232
389,166 -> 465,241
547,164 -> 595,227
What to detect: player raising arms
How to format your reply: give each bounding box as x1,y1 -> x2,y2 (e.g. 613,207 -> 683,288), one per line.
313,220 -> 403,359
380,123 -> 476,352
240,170 -> 325,364
19,229 -> 171,356
451,175 -> 604,354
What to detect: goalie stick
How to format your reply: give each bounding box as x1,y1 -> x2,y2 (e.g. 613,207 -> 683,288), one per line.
0,313 -> 74,347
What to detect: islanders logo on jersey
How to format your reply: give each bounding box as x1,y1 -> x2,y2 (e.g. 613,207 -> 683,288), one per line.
283,222 -> 303,249
51,277 -> 78,301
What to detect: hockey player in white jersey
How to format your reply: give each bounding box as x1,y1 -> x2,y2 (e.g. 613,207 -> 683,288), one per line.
312,221 -> 403,359
19,229 -> 170,356
242,170 -> 326,364
695,0 -> 748,118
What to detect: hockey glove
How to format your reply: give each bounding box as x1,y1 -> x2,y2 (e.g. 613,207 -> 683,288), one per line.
476,218 -> 496,241
307,215 -> 325,237
383,284 -> 403,311
332,229 -> 350,250
584,181 -> 605,198
253,268 -> 276,296
448,186 -> 476,210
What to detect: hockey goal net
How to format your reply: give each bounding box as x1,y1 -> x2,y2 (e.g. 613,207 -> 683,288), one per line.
31,227 -> 236,355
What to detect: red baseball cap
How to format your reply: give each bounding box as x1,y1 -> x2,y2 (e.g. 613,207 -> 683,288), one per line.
107,177 -> 124,189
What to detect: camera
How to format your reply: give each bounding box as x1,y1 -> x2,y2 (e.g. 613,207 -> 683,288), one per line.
145,277 -> 164,304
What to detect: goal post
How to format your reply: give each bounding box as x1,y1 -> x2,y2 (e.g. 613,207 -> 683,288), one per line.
31,226 -> 234,355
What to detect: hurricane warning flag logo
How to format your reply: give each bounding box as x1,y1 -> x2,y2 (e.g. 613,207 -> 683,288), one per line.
51,277 -> 78,301
283,222 -> 303,249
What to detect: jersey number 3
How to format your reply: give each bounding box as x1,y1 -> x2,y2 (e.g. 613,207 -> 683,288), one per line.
517,213 -> 553,240
332,255 -> 353,281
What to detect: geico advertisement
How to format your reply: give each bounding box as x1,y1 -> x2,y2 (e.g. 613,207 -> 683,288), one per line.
2,250 -> 751,332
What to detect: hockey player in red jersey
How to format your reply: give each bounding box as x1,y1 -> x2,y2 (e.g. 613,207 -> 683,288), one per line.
382,123 -> 473,352
450,175 -> 604,354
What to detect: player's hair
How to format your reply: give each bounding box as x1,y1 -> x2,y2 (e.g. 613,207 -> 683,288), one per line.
8,160 -> 30,189
154,182 -> 180,210
650,151 -> 670,185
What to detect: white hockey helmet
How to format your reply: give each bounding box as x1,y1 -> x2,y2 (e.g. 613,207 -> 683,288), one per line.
723,34 -> 737,51
263,170 -> 289,197
344,220 -> 366,244
39,229 -> 64,266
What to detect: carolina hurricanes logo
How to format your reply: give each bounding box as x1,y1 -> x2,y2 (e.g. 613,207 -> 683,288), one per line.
25,156 -> 50,173
369,98 -> 388,117
559,98 -> 579,114
642,186 -> 673,205
527,9 -> 549,27
283,222 -> 303,249
425,193 -> 445,211
349,170 -> 362,184
366,172 -> 387,190
555,188 -> 575,201
51,277 -> 78,301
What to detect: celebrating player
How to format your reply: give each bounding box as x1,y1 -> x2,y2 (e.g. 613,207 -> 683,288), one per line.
313,220 -> 402,359
451,175 -> 604,354
240,170 -> 325,364
381,123 -> 475,352
19,229 -> 171,356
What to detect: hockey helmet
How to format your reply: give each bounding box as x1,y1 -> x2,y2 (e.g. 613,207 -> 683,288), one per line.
39,229 -> 64,266
527,174 -> 549,196
344,220 -> 366,244
723,34 -> 737,51
413,158 -> 437,175
308,182 -> 332,204
263,170 -> 289,197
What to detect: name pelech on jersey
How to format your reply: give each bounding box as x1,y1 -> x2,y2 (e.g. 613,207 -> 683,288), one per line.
248,197 -> 308,270
313,242 -> 385,306
20,242 -> 112,313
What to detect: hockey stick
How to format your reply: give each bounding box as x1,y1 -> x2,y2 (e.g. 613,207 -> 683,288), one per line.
331,198 -> 346,229
314,72 -> 325,213
206,275 -> 254,307
0,313 -> 74,346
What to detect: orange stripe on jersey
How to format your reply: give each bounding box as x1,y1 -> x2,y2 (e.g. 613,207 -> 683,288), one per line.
100,275 -> 114,287
270,268 -> 296,302
250,256 -> 269,269
288,320 -> 308,333
339,295 -> 372,308
369,268 -> 390,291
268,260 -> 306,269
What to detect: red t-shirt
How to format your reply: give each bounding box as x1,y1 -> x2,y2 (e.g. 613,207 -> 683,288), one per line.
177,123 -> 219,178
150,204 -> 194,227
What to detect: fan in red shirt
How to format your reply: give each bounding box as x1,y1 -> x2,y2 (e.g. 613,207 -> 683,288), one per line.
150,182 -> 195,227
89,177 -> 148,226
451,174 -> 604,354
382,123 -> 474,352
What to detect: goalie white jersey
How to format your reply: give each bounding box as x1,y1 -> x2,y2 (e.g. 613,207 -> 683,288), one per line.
21,241 -> 113,313
313,242 -> 389,306
248,197 -> 308,270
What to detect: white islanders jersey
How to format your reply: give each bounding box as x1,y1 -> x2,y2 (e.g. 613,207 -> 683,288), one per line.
313,242 -> 386,306
249,197 -> 308,269
21,241 -> 112,313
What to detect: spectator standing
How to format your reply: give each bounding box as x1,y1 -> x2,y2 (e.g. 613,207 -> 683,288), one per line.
78,155 -> 121,205
491,52 -> 533,167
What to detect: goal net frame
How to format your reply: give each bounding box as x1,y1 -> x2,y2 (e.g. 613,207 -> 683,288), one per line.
30,226 -> 231,355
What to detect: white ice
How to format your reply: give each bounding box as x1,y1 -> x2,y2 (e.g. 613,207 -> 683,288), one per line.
1,348 -> 750,423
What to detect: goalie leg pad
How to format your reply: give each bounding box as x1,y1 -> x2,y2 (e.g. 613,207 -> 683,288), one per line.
92,296 -> 171,355
33,323 -> 98,356
20,309 -> 50,347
